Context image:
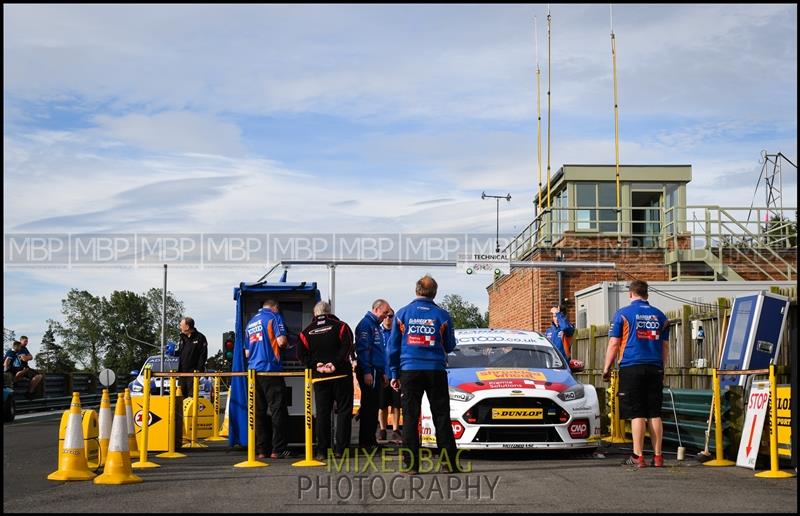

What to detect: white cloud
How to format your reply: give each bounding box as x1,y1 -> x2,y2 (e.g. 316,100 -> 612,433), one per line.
4,5 -> 795,123
91,112 -> 246,156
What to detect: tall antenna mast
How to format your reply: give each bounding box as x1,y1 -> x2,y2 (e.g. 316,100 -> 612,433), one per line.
546,4 -> 552,210
610,4 -> 622,239
535,15 -> 543,212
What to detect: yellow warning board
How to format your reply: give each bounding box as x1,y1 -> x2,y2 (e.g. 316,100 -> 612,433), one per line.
773,385 -> 791,458
182,396 -> 214,439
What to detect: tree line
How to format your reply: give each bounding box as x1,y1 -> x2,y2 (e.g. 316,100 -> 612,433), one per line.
4,291 -> 488,384
4,288 -> 184,383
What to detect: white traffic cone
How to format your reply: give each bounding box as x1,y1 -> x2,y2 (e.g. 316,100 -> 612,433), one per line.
219,393 -> 230,438
124,389 -> 140,458
98,389 -> 112,467
94,393 -> 142,484
48,393 -> 96,481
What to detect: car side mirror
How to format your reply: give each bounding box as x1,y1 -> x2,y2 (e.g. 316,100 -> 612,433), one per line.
568,359 -> 585,373
130,370 -> 139,376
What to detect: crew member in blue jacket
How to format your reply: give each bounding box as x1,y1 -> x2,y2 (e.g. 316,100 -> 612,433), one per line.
545,305 -> 575,362
355,298 -> 392,449
387,275 -> 459,473
245,299 -> 292,460
603,280 -> 670,468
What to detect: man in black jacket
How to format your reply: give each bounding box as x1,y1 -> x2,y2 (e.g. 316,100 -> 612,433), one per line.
177,317 -> 208,399
299,301 -> 354,459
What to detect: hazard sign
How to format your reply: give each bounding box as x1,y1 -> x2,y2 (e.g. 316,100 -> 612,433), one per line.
736,381 -> 770,469
133,410 -> 162,428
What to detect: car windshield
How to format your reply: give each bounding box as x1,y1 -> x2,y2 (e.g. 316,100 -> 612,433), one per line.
447,344 -> 566,370
144,357 -> 179,373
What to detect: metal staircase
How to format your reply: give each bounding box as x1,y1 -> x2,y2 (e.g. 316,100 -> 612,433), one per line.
665,206 -> 796,282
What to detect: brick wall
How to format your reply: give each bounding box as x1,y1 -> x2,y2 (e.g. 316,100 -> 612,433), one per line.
490,234 -> 796,332
490,235 -> 687,333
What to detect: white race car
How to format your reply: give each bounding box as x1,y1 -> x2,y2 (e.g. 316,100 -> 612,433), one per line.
420,329 -> 601,450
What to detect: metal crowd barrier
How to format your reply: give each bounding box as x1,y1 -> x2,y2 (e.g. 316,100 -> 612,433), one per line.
145,369 -> 344,469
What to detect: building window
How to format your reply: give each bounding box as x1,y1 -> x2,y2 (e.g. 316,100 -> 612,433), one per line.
665,184 -> 679,234
575,182 -> 618,233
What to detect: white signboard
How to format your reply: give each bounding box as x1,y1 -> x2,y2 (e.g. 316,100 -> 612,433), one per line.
736,380 -> 770,469
98,368 -> 116,387
457,253 -> 510,275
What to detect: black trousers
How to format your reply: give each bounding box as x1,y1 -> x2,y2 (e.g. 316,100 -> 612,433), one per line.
356,368 -> 381,447
400,370 -> 458,472
314,374 -> 354,455
255,376 -> 289,455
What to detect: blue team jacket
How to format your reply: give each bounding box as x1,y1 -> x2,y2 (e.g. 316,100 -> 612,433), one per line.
386,297 -> 457,379
355,311 -> 386,377
545,312 -> 575,361
609,299 -> 670,368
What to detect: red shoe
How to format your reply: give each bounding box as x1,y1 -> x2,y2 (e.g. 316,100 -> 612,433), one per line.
650,454 -> 664,467
622,454 -> 647,468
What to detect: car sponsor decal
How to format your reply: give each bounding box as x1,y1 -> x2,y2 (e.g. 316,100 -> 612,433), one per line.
455,380 -> 570,394
476,369 -> 546,381
491,408 -> 544,420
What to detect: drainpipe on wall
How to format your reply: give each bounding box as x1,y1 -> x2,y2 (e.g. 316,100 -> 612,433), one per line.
556,251 -> 565,312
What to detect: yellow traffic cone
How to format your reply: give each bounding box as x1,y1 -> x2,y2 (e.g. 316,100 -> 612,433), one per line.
124,389 -> 140,458
219,393 -> 230,438
94,393 -> 142,484
48,393 -> 97,481
98,389 -> 112,467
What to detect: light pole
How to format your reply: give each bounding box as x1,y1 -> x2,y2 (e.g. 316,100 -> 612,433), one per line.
482,192 -> 512,253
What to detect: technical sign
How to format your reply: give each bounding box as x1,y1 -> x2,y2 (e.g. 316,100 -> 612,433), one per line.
719,291 -> 790,388
737,380 -> 770,469
457,253 -> 510,275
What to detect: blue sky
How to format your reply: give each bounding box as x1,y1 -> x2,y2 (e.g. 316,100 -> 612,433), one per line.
3,4 -> 797,363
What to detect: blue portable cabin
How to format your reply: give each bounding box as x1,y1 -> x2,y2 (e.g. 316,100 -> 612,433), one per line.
229,280 -> 321,447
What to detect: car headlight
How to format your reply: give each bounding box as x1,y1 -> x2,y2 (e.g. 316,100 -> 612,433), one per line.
131,383 -> 143,393
557,384 -> 585,402
449,386 -> 474,403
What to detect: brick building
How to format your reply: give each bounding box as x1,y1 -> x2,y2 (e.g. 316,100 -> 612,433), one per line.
488,164 -> 797,331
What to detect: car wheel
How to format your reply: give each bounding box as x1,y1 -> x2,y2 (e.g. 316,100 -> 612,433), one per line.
4,397 -> 15,423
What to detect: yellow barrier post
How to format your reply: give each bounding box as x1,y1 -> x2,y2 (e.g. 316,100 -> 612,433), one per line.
603,370 -> 616,441
704,368 -> 734,467
133,366 -> 160,469
755,364 -> 795,479
615,372 -> 631,442
184,373 -> 208,449
603,371 -> 629,443
156,375 -> 186,459
293,371 -> 348,468
234,369 -> 268,468
206,376 -> 226,442
293,369 -> 325,467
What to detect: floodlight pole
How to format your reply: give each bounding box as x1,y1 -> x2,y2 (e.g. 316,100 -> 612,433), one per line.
482,192 -> 512,253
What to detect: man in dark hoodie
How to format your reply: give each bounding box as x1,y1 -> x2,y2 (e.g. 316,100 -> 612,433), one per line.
177,317 -> 208,399
299,301 -> 354,459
